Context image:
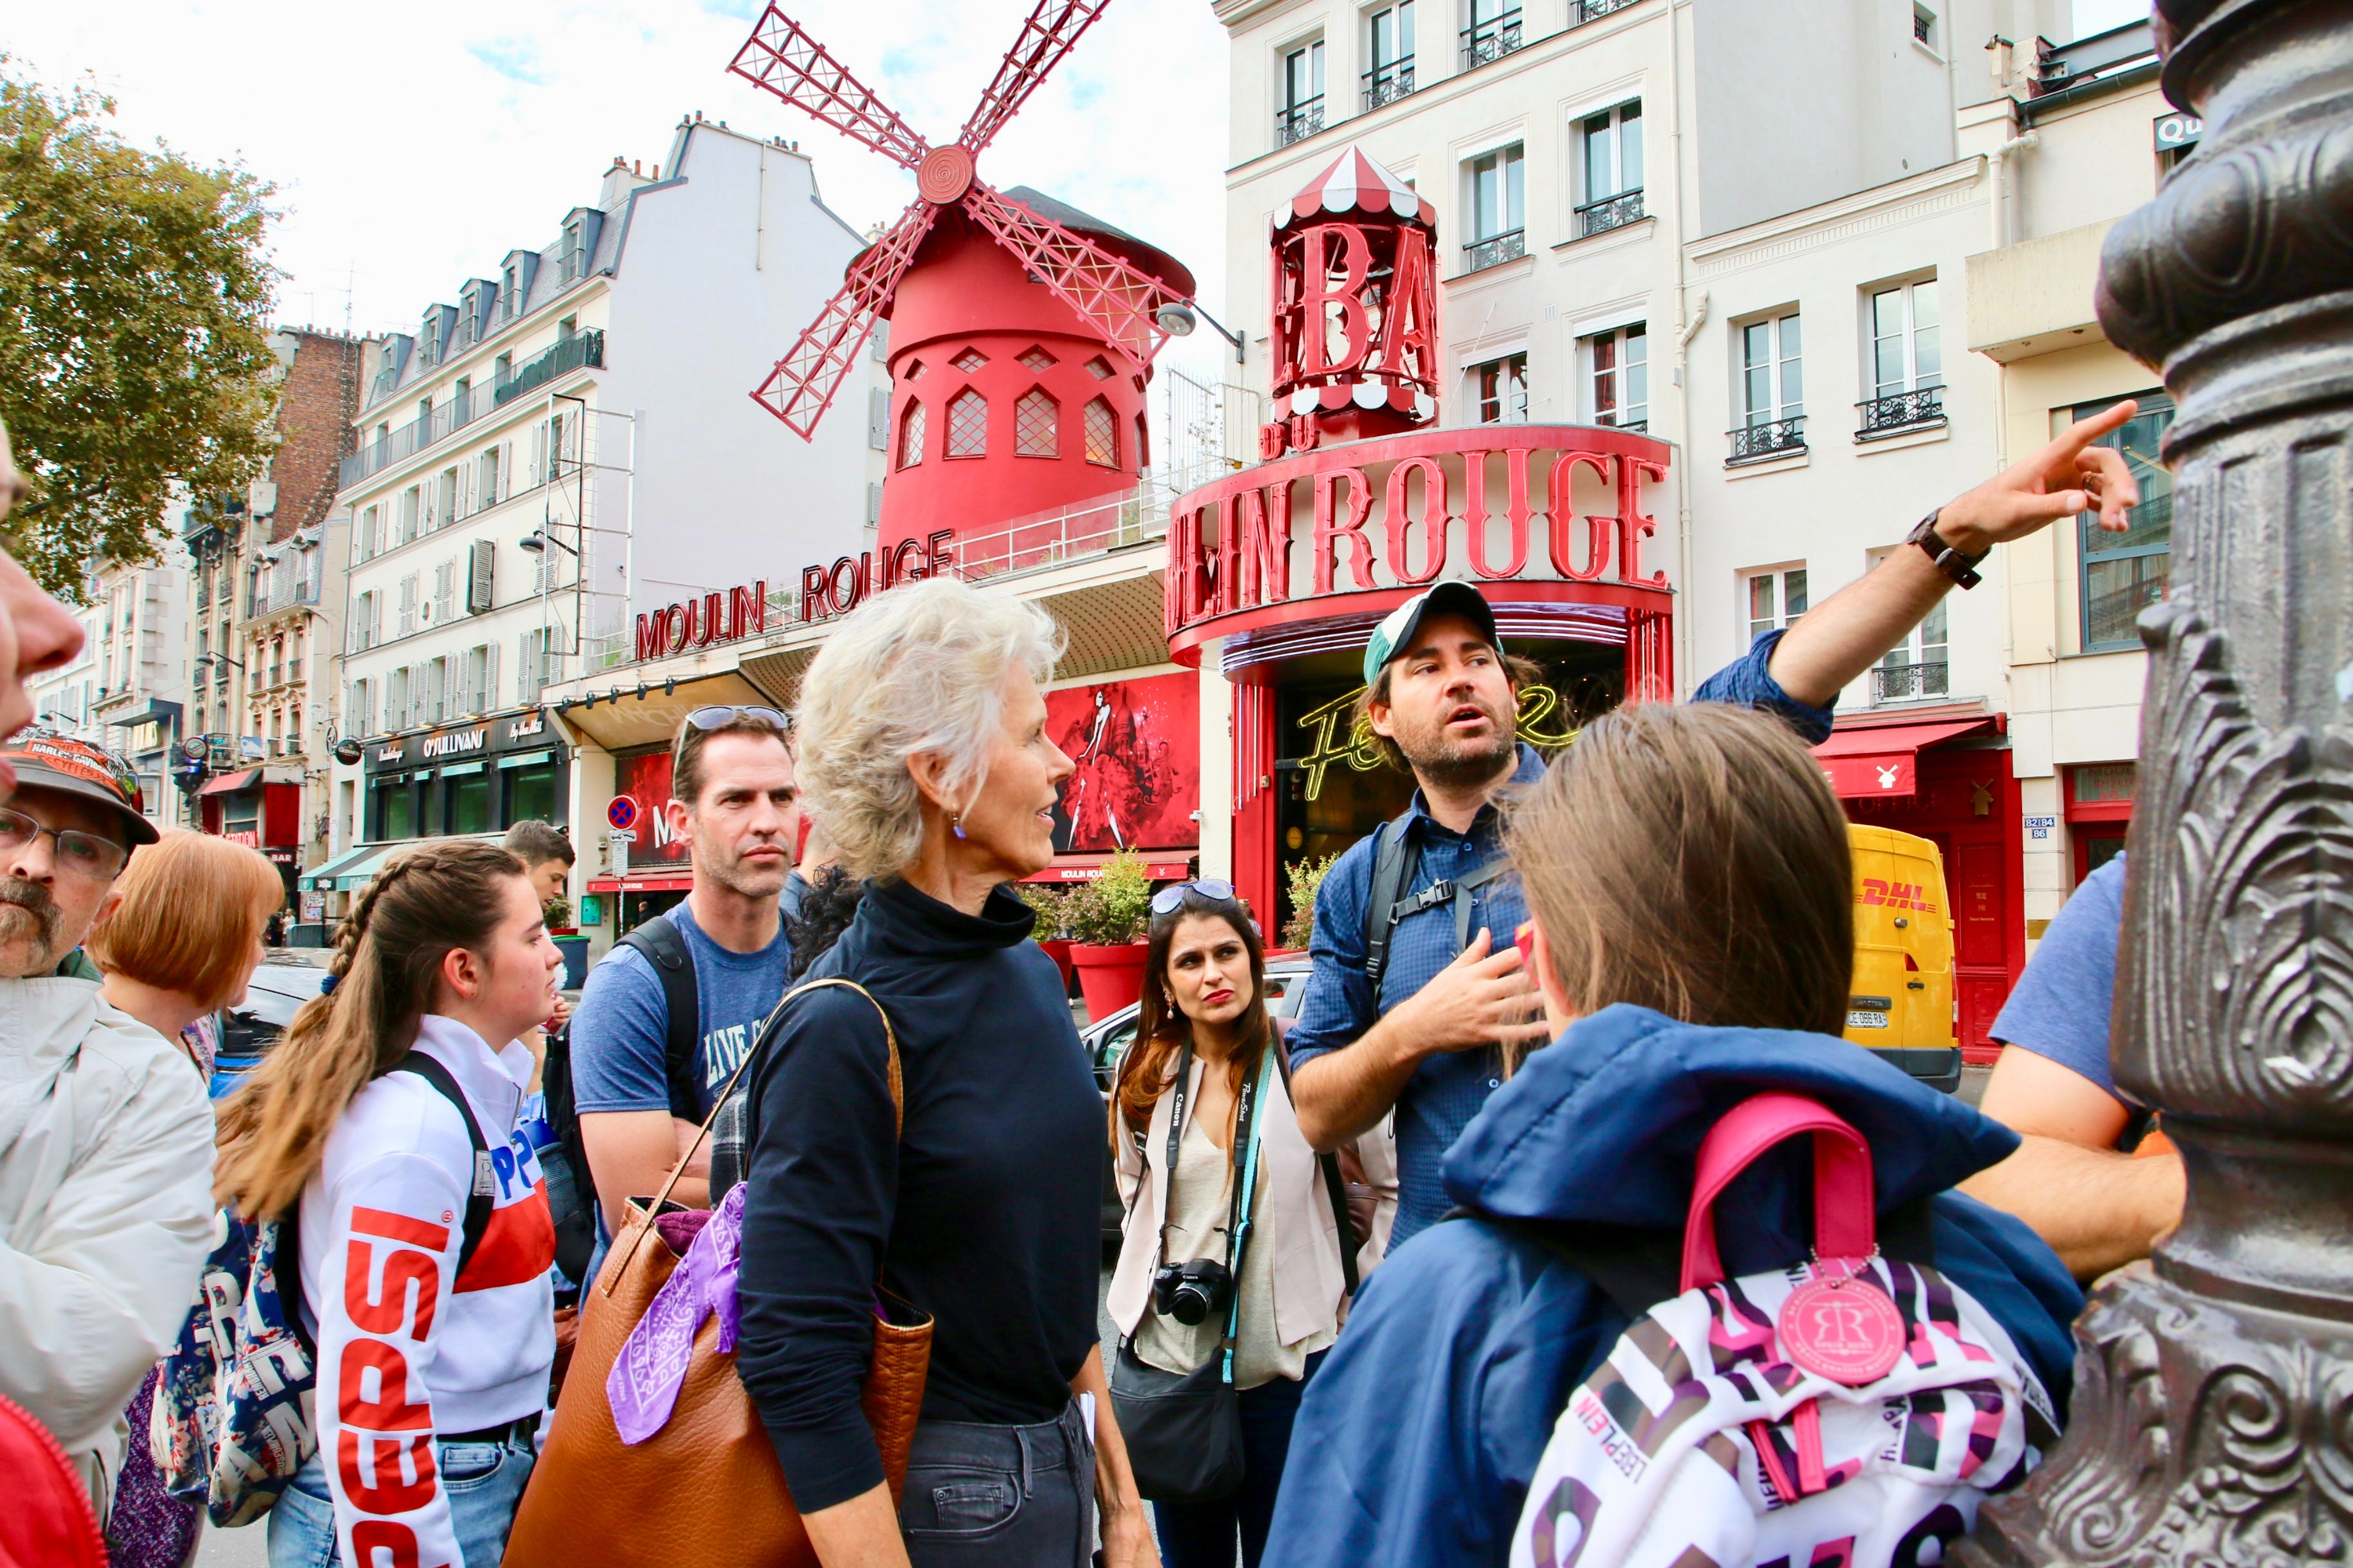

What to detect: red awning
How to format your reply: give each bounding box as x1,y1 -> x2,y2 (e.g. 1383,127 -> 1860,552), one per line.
1812,719 -> 1995,799
198,769 -> 263,796
587,874 -> 695,893
1021,852 -> 1195,884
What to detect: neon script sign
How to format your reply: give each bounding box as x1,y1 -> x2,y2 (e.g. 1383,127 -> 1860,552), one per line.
1291,682 -> 1585,800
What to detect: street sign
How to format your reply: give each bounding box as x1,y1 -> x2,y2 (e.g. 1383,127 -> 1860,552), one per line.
606,795 -> 639,831
609,829 -> 638,843
180,737 -> 209,762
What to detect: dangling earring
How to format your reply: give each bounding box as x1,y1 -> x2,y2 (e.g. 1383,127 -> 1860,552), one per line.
951,811 -> 966,841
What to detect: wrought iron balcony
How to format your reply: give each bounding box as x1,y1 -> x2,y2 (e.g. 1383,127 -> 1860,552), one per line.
1463,229 -> 1526,272
494,328 -> 605,408
1597,416 -> 1649,434
1575,187 -> 1646,237
1460,10 -> 1522,68
1361,63 -> 1414,111
1276,97 -> 1325,147
1855,384 -> 1945,439
1573,0 -> 1643,20
1727,416 -> 1807,464
1872,660 -> 1950,704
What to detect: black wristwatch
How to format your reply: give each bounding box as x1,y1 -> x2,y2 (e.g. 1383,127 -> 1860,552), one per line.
1908,508 -> 1987,590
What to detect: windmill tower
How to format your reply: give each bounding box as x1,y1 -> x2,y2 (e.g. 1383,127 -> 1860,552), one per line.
729,3 -> 1199,551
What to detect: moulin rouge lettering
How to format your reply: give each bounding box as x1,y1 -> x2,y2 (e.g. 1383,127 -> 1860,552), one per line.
799,529 -> 956,625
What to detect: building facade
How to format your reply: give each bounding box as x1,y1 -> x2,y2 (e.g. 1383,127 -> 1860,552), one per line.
307,118 -> 886,918
26,556 -> 190,835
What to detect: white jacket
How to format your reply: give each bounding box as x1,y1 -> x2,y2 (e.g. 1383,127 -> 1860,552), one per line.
0,977 -> 214,1509
298,1015 -> 556,1568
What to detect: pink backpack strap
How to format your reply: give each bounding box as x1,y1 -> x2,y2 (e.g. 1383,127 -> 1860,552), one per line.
1680,1092 -> 1877,1292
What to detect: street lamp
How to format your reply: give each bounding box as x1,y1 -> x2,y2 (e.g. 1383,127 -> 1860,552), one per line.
518,529 -> 579,555
1155,300 -> 1247,365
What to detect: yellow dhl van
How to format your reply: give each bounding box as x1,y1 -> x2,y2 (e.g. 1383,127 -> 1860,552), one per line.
1846,824 -> 1962,1093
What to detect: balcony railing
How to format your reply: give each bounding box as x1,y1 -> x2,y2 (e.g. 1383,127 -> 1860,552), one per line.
1598,416 -> 1649,434
1572,0 -> 1642,22
1727,416 -> 1807,464
1872,659 -> 1950,704
1856,384 -> 1945,439
1276,98 -> 1326,147
1575,188 -> 1646,237
1361,62 -> 1414,111
1463,229 -> 1526,271
342,381 -> 500,488
246,577 -> 322,619
494,328 -> 605,407
1460,9 -> 1522,67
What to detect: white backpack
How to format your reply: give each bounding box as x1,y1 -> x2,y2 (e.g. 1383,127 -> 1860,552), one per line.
1506,1093 -> 2057,1568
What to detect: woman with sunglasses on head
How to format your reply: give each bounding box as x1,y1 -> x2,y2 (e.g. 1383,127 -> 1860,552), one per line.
1106,881 -> 1387,1568
733,577 -> 1156,1567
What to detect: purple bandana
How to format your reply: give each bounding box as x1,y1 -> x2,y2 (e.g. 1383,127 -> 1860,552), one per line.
608,1184 -> 747,1445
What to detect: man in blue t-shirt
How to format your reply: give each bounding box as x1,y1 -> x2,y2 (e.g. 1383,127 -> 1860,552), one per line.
1962,853 -> 2184,1279
572,706 -> 797,1233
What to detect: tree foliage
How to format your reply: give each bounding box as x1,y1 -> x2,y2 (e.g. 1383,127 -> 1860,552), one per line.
0,60 -> 280,597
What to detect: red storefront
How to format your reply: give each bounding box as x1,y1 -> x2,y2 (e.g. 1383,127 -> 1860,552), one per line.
200,771 -> 304,899
1813,712 -> 2028,1062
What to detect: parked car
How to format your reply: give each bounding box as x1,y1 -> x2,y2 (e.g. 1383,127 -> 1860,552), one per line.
209,954 -> 331,1100
1080,956 -> 1315,1245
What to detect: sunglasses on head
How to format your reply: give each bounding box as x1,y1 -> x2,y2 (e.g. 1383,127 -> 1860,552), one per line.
686,704 -> 791,733
1150,879 -> 1238,916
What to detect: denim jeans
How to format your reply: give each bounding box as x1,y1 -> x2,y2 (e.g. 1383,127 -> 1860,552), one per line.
898,1401 -> 1095,1568
1153,1351 -> 1326,1568
266,1432 -> 536,1568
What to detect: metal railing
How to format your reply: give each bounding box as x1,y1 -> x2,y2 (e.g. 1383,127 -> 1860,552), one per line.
1276,98 -> 1325,147
1573,0 -> 1643,22
495,329 -> 605,407
1727,416 -> 1807,463
1361,62 -> 1414,110
1463,229 -> 1526,271
1460,9 -> 1522,67
246,577 -> 322,618
1576,188 -> 1646,237
1856,385 -> 1946,438
1872,660 -> 1950,703
343,383 -> 496,488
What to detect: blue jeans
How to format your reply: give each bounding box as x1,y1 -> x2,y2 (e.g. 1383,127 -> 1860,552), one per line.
266,1432 -> 536,1568
898,1401 -> 1095,1568
1153,1351 -> 1326,1568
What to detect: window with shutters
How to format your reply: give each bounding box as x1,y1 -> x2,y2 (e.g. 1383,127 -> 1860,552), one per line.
867,482 -> 883,526
868,387 -> 889,451
434,558 -> 456,622
1083,397 -> 1118,467
427,658 -> 449,725
438,468 -> 460,529
1017,346 -> 1056,373
396,575 -> 418,638
1014,389 -> 1059,457
897,398 -> 927,468
946,389 -> 987,458
398,486 -> 420,546
951,347 -> 988,373
358,505 -> 380,562
387,667 -> 409,729
478,447 -> 501,509
467,540 -> 495,615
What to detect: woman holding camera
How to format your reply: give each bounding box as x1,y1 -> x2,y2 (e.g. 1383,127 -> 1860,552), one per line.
1107,882 -> 1384,1568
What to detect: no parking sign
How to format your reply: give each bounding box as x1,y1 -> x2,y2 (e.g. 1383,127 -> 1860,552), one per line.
607,795 -> 639,832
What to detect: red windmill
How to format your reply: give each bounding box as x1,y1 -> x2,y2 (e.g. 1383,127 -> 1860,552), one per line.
729,3 -> 1198,551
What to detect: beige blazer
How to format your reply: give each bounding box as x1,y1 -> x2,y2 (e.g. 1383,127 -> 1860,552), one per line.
1107,1047 -> 1396,1346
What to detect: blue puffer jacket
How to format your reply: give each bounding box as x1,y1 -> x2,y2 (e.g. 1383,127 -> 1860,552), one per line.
1262,1005 -> 2083,1568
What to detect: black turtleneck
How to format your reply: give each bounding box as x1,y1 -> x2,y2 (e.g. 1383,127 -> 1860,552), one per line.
735,875 -> 1104,1512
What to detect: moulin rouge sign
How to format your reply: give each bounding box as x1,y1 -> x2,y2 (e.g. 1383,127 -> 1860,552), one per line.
631,530 -> 959,661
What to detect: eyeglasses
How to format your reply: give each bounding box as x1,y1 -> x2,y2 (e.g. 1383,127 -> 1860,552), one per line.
0,806 -> 129,882
1151,879 -> 1239,916
686,704 -> 791,733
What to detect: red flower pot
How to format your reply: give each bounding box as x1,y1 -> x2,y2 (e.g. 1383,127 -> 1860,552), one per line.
1071,942 -> 1150,1019
1036,938 -> 1076,993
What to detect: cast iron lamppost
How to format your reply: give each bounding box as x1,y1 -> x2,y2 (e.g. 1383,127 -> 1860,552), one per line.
1962,2 -> 2353,1565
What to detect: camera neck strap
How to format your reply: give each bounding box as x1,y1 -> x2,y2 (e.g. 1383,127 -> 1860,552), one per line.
1155,1036 -> 1275,1369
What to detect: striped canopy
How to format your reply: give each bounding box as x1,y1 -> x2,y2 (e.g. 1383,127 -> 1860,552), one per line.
1282,145 -> 1437,230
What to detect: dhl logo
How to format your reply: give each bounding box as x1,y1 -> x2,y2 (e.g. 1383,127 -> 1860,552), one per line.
1857,879 -> 1940,913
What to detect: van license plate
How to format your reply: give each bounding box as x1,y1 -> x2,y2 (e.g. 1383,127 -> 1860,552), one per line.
1846,1010 -> 1890,1030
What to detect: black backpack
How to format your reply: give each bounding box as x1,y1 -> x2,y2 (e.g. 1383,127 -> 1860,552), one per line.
1360,813 -> 1513,1005
542,912 -> 701,1272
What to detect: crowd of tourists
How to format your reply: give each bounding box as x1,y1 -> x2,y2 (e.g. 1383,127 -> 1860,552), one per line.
0,401 -> 2191,1568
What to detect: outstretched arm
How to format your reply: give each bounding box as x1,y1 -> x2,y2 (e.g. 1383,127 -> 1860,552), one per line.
1768,401 -> 2144,708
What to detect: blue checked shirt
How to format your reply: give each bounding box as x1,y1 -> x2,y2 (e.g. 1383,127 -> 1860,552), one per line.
1286,630 -> 1838,1248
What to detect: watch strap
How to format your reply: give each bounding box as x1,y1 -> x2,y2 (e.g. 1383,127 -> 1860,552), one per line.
1910,508 -> 1984,590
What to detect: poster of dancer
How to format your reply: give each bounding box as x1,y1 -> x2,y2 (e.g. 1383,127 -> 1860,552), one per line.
1047,673 -> 1199,853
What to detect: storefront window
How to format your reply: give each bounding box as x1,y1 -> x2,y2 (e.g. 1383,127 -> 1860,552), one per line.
380,782 -> 414,841
506,765 -> 558,827
449,772 -> 493,835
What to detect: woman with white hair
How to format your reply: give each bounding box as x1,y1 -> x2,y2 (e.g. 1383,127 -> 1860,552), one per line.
733,577 -> 1158,1568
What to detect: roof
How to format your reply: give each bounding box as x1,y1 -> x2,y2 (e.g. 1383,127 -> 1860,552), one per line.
856,185 -> 1197,300
1280,146 -> 1436,230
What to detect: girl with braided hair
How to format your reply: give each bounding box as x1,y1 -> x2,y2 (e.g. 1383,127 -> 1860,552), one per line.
215,839 -> 566,1568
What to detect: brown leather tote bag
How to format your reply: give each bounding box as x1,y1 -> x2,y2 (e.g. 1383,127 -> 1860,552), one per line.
504,978 -> 933,1568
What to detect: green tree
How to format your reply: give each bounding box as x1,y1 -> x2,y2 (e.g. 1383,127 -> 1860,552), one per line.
0,62 -> 279,597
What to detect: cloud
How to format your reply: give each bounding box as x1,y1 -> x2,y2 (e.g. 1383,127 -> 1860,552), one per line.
466,38 -> 550,85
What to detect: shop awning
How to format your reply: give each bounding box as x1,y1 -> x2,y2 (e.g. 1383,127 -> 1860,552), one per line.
198,769 -> 263,796
587,871 -> 695,893
299,842 -> 398,893
499,748 -> 557,769
1021,851 -> 1195,884
440,761 -> 486,777
1813,719 -> 1995,799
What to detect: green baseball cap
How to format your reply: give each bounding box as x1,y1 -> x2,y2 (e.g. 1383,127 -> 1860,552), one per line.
1362,582 -> 1501,689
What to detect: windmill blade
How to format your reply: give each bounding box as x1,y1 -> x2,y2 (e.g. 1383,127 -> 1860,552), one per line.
957,0 -> 1113,155
961,181 -> 1180,372
729,5 -> 932,172
751,202 -> 938,438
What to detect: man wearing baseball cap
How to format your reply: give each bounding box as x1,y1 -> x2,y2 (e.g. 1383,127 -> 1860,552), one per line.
0,728 -> 212,1512
1286,405 -> 2144,1250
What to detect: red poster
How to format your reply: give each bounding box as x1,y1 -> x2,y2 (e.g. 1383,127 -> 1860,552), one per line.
1047,674 -> 1199,853
611,751 -> 691,864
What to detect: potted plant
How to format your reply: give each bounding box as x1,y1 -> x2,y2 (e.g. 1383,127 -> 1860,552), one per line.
1067,849 -> 1154,1018
1019,882 -> 1078,994
1273,853 -> 1337,956
543,897 -> 591,990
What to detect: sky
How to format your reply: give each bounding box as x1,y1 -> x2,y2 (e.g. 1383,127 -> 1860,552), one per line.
13,0 -> 2140,391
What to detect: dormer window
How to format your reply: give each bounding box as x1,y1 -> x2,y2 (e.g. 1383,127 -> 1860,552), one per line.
502,266 -> 519,320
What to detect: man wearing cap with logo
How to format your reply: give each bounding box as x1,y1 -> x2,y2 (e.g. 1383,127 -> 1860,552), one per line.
0,729 -> 214,1512
1286,409 -> 2146,1251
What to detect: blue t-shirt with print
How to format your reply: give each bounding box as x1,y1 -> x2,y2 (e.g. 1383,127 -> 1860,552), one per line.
570,900 -> 792,1119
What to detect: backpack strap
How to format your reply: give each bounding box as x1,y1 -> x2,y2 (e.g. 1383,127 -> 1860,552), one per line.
384,1053 -> 498,1278
1362,816 -> 1421,1004
1271,1030 -> 1358,1300
617,914 -> 704,1122
1684,1093 -> 1875,1292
